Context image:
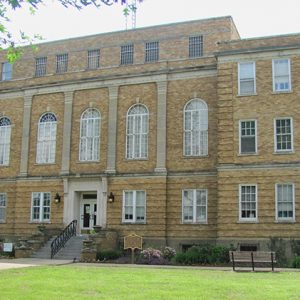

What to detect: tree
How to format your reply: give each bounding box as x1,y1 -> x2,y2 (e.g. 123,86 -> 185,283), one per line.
0,0 -> 144,61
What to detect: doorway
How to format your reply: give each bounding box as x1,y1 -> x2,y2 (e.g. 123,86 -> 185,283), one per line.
80,193 -> 97,233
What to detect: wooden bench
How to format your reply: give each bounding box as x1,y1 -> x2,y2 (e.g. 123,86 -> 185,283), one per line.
229,251 -> 276,271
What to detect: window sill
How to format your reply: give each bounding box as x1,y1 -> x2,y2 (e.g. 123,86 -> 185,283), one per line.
77,160 -> 100,164
237,93 -> 257,97
121,222 -> 146,225
182,221 -> 208,225
29,221 -> 51,224
125,158 -> 148,161
238,153 -> 258,156
273,151 -> 294,155
237,220 -> 258,223
34,163 -> 56,166
272,90 -> 292,95
183,155 -> 209,159
274,219 -> 295,223
0,221 -> 6,224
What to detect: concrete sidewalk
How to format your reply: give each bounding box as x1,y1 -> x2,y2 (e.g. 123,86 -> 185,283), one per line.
1,258 -> 300,272
0,258 -> 73,270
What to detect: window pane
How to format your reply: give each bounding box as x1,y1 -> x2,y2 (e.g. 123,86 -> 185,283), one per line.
145,41 -> 159,62
277,184 -> 294,220
121,44 -> 134,65
240,185 -> 256,219
273,59 -> 290,91
189,36 -> 203,58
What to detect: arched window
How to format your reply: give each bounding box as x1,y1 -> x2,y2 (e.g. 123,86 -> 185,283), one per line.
36,113 -> 57,164
126,104 -> 149,159
0,117 -> 11,166
184,99 -> 208,156
79,108 -> 101,161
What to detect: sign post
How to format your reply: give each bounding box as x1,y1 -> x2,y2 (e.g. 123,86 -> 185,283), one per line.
124,233 -> 143,264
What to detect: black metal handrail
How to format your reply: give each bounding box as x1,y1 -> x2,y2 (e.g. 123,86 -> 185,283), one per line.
51,220 -> 77,259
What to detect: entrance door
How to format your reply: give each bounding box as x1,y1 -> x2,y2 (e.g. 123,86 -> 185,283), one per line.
80,194 -> 97,232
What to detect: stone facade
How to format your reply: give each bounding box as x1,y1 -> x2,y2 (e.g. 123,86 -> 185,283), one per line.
0,16 -> 300,255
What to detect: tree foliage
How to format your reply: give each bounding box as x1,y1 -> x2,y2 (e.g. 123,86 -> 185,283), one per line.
0,0 -> 143,61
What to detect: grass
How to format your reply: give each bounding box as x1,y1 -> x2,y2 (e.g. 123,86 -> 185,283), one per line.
0,265 -> 300,300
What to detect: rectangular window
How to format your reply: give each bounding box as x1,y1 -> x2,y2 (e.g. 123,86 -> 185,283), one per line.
273,59 -> 291,92
276,184 -> 295,221
121,44 -> 134,65
239,185 -> 257,221
87,49 -> 100,69
122,190 -> 146,223
238,62 -> 256,95
189,35 -> 203,58
274,118 -> 293,152
239,120 -> 257,154
35,57 -> 47,77
31,192 -> 51,222
2,62 -> 12,81
145,41 -> 159,62
56,54 -> 68,73
182,189 -> 207,223
0,193 -> 6,222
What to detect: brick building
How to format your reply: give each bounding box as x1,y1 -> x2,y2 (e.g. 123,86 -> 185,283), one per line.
0,16 -> 299,253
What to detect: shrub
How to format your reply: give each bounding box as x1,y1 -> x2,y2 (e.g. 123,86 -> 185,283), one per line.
174,244 -> 233,265
96,250 -> 122,261
162,247 -> 176,261
292,256 -> 300,268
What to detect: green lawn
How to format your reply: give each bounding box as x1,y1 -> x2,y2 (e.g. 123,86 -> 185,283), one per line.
0,265 -> 299,300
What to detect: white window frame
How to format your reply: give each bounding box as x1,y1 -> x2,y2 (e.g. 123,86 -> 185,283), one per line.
183,99 -> 208,157
0,193 -> 7,223
238,62 -> 256,95
275,183 -> 295,222
145,41 -> 159,62
35,57 -> 47,77
0,117 -> 11,166
239,119 -> 257,154
31,192 -> 51,223
239,184 -> 258,222
122,190 -> 146,223
189,35 -> 203,58
79,108 -> 101,162
87,49 -> 100,69
126,104 -> 149,160
1,62 -> 12,81
36,113 -> 57,164
182,189 -> 207,224
120,44 -> 134,65
272,58 -> 291,92
274,117 -> 293,153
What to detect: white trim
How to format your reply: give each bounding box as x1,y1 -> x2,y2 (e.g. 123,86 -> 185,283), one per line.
30,192 -> 51,223
122,190 -> 146,223
0,193 -> 7,223
238,61 -> 256,95
273,117 -> 294,153
183,98 -> 208,157
125,104 -> 149,160
239,119 -> 257,155
239,184 -> 258,222
272,58 -> 291,92
182,189 -> 208,224
275,183 -> 295,222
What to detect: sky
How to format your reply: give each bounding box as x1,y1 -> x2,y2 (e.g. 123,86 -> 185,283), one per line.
6,0 -> 300,44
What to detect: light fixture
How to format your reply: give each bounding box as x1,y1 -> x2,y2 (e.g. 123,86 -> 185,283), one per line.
54,193 -> 61,204
108,192 -> 115,203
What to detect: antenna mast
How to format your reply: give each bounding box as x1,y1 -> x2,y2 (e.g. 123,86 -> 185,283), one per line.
124,0 -> 137,30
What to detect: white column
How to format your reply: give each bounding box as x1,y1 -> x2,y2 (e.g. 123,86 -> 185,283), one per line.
60,91 -> 74,175
106,85 -> 119,174
155,81 -> 168,172
19,92 -> 34,176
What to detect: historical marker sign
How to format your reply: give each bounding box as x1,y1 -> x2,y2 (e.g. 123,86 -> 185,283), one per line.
124,233 -> 143,250
3,243 -> 13,252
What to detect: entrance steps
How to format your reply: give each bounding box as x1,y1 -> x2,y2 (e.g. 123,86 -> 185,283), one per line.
30,235 -> 87,260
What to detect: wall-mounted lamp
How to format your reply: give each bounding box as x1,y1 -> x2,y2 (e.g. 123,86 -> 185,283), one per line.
108,192 -> 115,203
54,193 -> 61,204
